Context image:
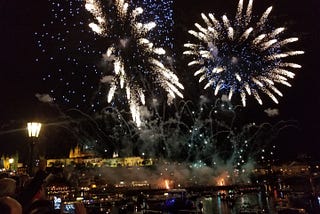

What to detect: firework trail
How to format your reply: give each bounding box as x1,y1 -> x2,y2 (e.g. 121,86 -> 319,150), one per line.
104,99 -> 295,172
85,0 -> 184,127
52,98 -> 298,184
91,98 -> 295,184
184,0 -> 304,107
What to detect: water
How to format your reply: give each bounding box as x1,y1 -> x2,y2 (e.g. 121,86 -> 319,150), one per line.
142,191 -> 277,214
52,186 -> 319,213
195,192 -> 276,214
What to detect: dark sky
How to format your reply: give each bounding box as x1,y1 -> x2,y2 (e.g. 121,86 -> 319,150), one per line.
0,0 -> 319,160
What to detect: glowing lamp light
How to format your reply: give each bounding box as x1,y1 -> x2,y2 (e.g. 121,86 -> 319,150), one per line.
8,158 -> 14,171
27,122 -> 42,176
27,122 -> 42,137
8,158 -> 14,164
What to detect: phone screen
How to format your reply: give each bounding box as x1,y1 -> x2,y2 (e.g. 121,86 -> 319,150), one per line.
53,196 -> 61,210
63,202 -> 76,214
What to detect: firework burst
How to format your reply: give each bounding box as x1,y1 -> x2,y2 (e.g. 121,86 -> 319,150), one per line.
85,0 -> 184,126
35,0 -> 175,113
184,0 -> 304,106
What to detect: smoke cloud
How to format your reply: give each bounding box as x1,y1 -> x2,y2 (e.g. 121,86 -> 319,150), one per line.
35,93 -> 54,103
264,108 -> 279,117
100,75 -> 114,83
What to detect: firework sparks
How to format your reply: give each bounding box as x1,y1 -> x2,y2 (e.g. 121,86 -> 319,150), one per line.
184,0 -> 304,106
36,0 -> 175,114
85,0 -> 184,126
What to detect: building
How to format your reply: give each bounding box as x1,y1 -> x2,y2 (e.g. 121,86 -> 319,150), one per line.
46,145 -> 154,168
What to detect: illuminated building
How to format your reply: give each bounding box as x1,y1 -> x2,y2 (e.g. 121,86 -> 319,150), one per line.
47,145 -> 154,168
0,154 -> 19,171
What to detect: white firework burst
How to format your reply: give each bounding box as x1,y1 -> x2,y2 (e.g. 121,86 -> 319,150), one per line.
184,0 -> 304,106
85,0 -> 184,126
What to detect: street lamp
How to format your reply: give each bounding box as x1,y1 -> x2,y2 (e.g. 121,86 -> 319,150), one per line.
27,122 -> 42,176
8,158 -> 14,171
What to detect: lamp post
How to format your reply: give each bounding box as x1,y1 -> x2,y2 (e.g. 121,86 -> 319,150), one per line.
27,122 -> 42,176
8,158 -> 14,171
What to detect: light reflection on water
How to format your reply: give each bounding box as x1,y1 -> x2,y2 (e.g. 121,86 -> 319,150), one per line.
196,192 -> 276,214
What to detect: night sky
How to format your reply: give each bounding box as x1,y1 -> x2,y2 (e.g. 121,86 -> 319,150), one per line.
0,0 -> 319,161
